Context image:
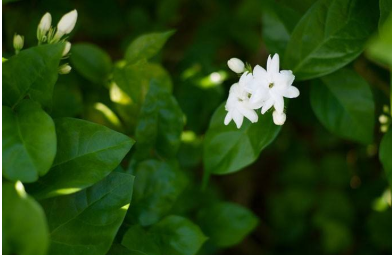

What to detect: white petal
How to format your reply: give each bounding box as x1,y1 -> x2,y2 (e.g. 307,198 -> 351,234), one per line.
239,72 -> 253,87
261,98 -> 274,114
272,94 -> 284,113
232,110 -> 244,129
282,86 -> 300,98
267,54 -> 280,74
273,111 -> 286,125
224,112 -> 232,125
238,105 -> 258,123
228,58 -> 245,73
253,65 -> 268,81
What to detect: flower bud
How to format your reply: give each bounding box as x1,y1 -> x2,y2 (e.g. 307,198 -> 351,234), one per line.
13,34 -> 24,52
227,58 -> 245,73
38,13 -> 52,35
379,114 -> 389,124
59,64 -> 72,74
62,42 -> 71,56
272,111 -> 286,125
57,10 -> 78,35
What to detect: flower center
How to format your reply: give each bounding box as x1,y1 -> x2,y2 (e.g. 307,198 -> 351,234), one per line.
269,82 -> 274,88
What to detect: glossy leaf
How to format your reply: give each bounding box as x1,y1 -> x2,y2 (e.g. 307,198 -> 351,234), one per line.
310,68 -> 375,144
125,159 -> 188,226
3,182 -> 49,255
380,129 -> 392,188
150,215 -> 207,255
2,43 -> 64,109
135,80 -> 184,159
284,0 -> 378,80
3,100 -> 56,182
125,30 -> 175,63
40,172 -> 134,255
27,118 -> 134,199
196,202 -> 259,247
203,103 -> 281,175
70,43 -> 112,84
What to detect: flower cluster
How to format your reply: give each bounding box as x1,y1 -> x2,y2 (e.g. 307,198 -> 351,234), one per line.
224,54 -> 299,128
36,10 -> 78,74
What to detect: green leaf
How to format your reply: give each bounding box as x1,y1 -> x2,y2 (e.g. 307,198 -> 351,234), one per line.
261,0 -> 301,56
121,225 -> 160,255
310,68 -> 375,144
125,30 -> 175,63
196,202 -> 259,247
3,182 -> 49,255
203,103 -> 281,175
380,129 -> 392,188
150,215 -> 207,255
367,14 -> 392,67
3,100 -> 56,182
284,0 -> 378,80
70,43 -> 112,84
106,244 -> 134,255
125,159 -> 188,226
27,118 -> 134,199
379,0 -> 392,28
2,43 -> 65,109
135,80 -> 184,159
40,172 -> 134,255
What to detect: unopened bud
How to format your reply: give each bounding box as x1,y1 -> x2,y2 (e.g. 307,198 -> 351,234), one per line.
62,42 -> 71,56
59,64 -> 72,74
13,34 -> 24,52
227,58 -> 245,73
38,13 -> 52,36
272,111 -> 286,125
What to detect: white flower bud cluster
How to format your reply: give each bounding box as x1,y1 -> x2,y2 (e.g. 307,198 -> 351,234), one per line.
379,105 -> 391,133
224,54 -> 300,128
37,10 -> 77,44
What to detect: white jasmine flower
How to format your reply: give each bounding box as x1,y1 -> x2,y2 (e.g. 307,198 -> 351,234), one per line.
58,63 -> 72,74
37,12 -> 52,42
54,10 -> 78,40
227,58 -> 245,73
13,34 -> 24,53
272,111 -> 286,125
246,54 -> 299,114
224,74 -> 259,128
62,41 -> 71,56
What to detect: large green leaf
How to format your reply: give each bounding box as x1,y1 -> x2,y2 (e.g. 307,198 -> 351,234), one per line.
196,202 -> 259,247
310,68 -> 375,144
70,43 -> 112,84
27,118 -> 134,199
284,0 -> 378,80
40,172 -> 134,255
3,100 -> 56,182
2,43 -> 65,109
125,30 -> 175,63
3,182 -> 49,255
203,103 -> 281,175
134,80 -> 184,159
367,14 -> 392,67
125,159 -> 188,226
380,129 -> 392,189
149,215 -> 207,255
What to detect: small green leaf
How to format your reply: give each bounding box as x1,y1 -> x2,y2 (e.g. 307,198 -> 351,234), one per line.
3,182 -> 49,255
70,43 -> 112,84
125,159 -> 188,226
27,118 -> 134,199
125,30 -> 175,63
135,80 -> 183,159
2,43 -> 65,109
150,215 -> 207,255
284,0 -> 378,80
380,129 -> 392,188
121,225 -> 160,255
310,68 -> 375,144
3,100 -> 56,183
203,103 -> 281,175
40,172 -> 134,255
196,202 -> 259,247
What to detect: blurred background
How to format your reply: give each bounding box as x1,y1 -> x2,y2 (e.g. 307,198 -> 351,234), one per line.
3,0 -> 392,254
